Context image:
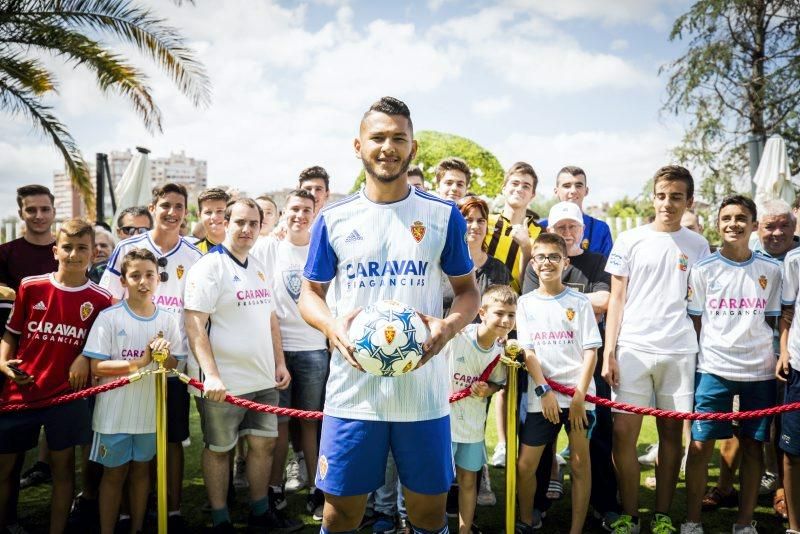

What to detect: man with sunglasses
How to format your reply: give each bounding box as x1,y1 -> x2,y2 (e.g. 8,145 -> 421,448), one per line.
115,206 -> 153,241
101,183 -> 202,533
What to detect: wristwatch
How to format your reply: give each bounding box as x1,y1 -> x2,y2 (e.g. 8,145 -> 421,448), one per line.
534,384 -> 552,397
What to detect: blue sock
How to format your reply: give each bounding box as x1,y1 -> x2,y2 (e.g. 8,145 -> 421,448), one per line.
211,506 -> 230,526
410,522 -> 449,534
251,496 -> 269,516
320,528 -> 357,534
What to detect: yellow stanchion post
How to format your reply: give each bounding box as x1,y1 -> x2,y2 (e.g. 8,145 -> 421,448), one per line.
152,332 -> 169,534
503,340 -> 522,533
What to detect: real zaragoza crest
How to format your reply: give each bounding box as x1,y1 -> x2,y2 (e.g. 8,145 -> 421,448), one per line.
384,324 -> 396,344
176,265 -> 185,280
410,221 -> 425,243
759,275 -> 768,290
80,301 -> 94,321
565,308 -> 575,321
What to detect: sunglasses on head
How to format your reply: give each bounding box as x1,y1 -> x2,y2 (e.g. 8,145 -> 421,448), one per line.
157,256 -> 169,282
120,226 -> 149,236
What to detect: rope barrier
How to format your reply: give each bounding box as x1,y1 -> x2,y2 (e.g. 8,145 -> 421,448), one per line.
0,375 -> 135,412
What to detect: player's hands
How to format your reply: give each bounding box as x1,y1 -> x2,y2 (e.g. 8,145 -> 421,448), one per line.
569,391 -> 589,432
325,307 -> 362,372
270,221 -> 287,241
777,353 -> 792,381
68,355 -> 90,390
1,359 -> 34,386
146,335 -> 171,364
275,363 -> 291,390
510,224 -> 531,251
471,380 -> 491,398
203,375 -> 227,402
541,390 -> 560,425
418,313 -> 454,369
601,349 -> 619,387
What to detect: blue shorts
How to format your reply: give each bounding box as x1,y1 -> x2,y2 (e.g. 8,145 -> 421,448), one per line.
0,399 -> 91,453
89,432 -> 156,468
691,372 -> 776,442
277,349 -> 328,423
452,441 -> 486,472
781,369 -> 800,456
519,409 -> 595,447
316,415 -> 454,497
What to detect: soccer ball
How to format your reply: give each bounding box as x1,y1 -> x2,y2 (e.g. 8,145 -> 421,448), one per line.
348,300 -> 430,377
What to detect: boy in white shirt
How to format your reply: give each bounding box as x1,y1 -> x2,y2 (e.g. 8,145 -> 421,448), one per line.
515,233 -> 601,534
682,196 -> 781,534
445,285 -> 514,534
83,249 -> 184,534
603,166 -> 710,534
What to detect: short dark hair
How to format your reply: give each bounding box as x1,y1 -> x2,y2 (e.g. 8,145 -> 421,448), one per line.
17,184 -> 54,208
505,162 -> 538,190
407,165 -> 424,180
653,165 -> 694,199
557,166 -> 587,185
719,194 -> 757,221
225,198 -> 263,224
117,206 -> 153,228
197,187 -> 230,210
151,183 -> 188,206
298,166 -> 330,191
435,157 -> 471,185
533,232 -> 567,257
286,188 -> 316,207
363,96 -> 413,131
121,248 -> 158,277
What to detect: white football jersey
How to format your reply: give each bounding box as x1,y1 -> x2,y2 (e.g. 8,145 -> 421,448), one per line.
445,323 -> 506,443
516,288 -> 601,412
606,224 -> 710,354
83,302 -> 185,434
782,248 -> 800,370
99,231 -> 201,372
184,245 -> 277,396
304,187 -> 473,422
688,251 -> 781,381
251,238 -> 327,352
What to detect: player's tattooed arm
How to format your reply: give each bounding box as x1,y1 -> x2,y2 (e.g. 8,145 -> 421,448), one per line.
299,279 -> 362,371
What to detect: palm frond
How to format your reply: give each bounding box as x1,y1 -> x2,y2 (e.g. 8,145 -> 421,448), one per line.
0,53 -> 55,94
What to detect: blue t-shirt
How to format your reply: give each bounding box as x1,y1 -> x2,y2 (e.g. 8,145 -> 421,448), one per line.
539,213 -> 612,257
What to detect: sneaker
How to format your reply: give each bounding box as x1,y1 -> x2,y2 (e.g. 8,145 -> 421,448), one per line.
372,512 -> 396,534
610,515 -> 641,534
67,494 -> 99,529
599,511 -> 620,532
234,456 -> 248,489
531,508 -> 544,529
515,521 -> 535,534
491,442 -> 506,467
680,522 -> 704,534
19,461 -> 51,488
5,523 -> 29,534
760,472 -> 778,495
306,488 -> 325,521
558,444 -> 571,460
637,444 -> 658,467
285,454 -> 307,492
210,520 -> 236,533
249,509 -> 304,533
651,514 -> 676,534
786,530 -> 800,534
269,485 -> 288,511
168,514 -> 188,534
446,484 -> 459,517
476,465 -> 496,506
732,522 -> 758,534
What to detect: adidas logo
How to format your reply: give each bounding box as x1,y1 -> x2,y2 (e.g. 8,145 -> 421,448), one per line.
33,301 -> 47,311
117,329 -> 127,337
456,356 -> 466,363
345,229 -> 364,243
233,275 -> 242,282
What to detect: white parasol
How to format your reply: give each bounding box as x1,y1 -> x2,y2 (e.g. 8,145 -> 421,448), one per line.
111,147 -> 152,234
753,135 -> 796,206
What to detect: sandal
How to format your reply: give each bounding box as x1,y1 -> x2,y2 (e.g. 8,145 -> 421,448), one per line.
701,486 -> 738,511
546,468 -> 564,500
775,488 -> 789,519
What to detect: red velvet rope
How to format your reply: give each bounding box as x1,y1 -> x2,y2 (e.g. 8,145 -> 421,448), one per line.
0,376 -> 131,413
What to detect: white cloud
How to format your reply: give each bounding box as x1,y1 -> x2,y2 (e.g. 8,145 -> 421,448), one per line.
610,38 -> 629,51
472,96 -> 512,116
510,0 -> 671,28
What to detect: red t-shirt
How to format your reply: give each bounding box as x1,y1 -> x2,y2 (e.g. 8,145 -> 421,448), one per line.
2,273 -> 112,404
0,237 -> 58,290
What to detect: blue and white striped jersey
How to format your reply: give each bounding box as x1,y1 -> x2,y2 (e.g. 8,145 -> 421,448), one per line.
304,186 -> 473,422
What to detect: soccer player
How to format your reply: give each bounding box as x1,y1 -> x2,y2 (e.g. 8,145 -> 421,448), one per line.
299,96 -> 479,534
83,249 -> 185,534
0,219 -> 112,534
195,187 -> 231,253
515,233 -> 601,534
434,157 -> 470,203
681,196 -> 780,534
100,183 -> 202,531
185,198 -> 299,533
538,167 -> 613,256
445,285 -> 513,534
252,189 -> 328,519
603,165 -> 710,534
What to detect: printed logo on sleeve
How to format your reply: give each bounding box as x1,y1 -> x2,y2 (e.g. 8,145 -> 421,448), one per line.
678,252 -> 689,271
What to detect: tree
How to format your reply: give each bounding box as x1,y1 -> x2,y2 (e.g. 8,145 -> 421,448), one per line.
662,0 -> 800,204
0,0 -> 210,217
351,130 -> 505,197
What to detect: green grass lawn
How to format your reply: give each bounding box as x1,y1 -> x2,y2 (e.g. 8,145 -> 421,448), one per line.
18,396 -> 788,533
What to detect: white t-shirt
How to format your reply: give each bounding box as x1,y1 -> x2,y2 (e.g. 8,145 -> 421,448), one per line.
304,187 -> 473,422
444,323 -> 506,443
517,288 -> 601,412
184,245 -> 277,396
100,231 -> 202,372
782,248 -> 800,370
606,224 -> 710,354
83,302 -> 185,434
251,237 -> 327,352
688,251 -> 781,381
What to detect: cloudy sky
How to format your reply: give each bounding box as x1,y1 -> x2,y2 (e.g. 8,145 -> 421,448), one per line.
0,0 -> 695,217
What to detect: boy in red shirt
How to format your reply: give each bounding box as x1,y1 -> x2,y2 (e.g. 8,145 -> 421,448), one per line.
0,219 -> 112,533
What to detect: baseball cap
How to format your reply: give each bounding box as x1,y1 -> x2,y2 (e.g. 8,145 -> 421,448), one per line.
548,201 -> 584,227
